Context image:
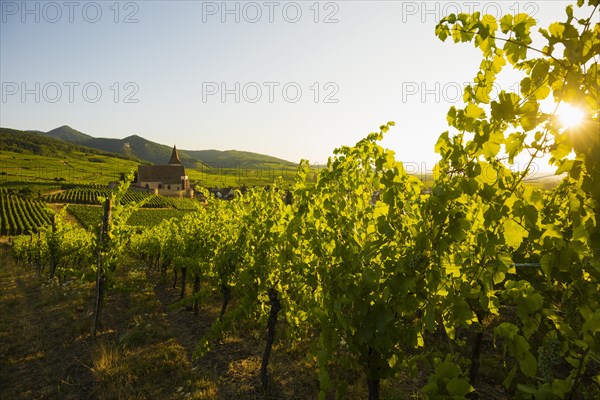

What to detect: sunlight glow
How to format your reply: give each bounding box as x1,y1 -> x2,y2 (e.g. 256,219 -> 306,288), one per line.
558,103 -> 585,129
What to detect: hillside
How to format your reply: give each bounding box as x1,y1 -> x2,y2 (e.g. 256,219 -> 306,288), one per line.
185,149 -> 296,168
43,125 -> 93,144
1,128 -> 129,160
42,125 -> 296,168
0,128 -> 141,185
0,127 -> 300,187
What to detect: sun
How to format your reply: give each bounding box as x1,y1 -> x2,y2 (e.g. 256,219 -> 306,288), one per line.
557,103 -> 585,129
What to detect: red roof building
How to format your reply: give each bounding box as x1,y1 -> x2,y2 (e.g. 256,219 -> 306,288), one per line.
136,145 -> 190,192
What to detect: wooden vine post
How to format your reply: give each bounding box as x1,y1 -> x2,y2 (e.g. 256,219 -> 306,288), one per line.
260,286 -> 281,391
91,198 -> 112,339
49,214 -> 57,279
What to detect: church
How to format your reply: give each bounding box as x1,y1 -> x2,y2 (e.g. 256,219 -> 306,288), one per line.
135,145 -> 194,197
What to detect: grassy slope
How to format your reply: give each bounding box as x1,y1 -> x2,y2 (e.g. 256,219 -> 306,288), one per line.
0,128 -> 140,185
1,128 -> 129,160
0,149 -> 138,185
1,127 -> 300,188
0,149 -> 301,188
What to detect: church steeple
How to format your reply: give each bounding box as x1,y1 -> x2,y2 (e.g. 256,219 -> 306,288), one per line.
169,145 -> 182,165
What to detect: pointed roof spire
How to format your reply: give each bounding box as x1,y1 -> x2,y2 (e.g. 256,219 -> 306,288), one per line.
169,145 -> 182,165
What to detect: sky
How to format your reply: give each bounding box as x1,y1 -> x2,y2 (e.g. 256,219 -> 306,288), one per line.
0,0 -> 577,173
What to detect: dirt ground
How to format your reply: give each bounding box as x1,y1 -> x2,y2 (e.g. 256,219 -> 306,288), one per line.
46,203 -> 82,226
0,245 -> 323,399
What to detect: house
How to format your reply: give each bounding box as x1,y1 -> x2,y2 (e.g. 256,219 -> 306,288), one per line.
208,186 -> 235,200
135,146 -> 194,198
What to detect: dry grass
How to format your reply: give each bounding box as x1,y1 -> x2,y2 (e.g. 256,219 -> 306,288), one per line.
92,338 -> 195,400
0,244 -> 94,399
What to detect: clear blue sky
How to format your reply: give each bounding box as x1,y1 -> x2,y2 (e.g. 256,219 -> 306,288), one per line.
0,1 -> 573,170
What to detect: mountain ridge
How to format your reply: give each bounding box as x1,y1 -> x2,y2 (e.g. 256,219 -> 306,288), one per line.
34,125 -> 296,168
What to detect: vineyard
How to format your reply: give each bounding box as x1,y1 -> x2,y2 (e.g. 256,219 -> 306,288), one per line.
3,2 -> 600,399
67,205 -> 191,229
0,187 -> 200,236
0,191 -> 53,236
46,188 -> 201,210
13,119 -> 600,399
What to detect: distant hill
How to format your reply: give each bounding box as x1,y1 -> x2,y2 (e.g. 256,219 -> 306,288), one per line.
0,127 -> 130,160
0,127 -> 143,185
45,126 -> 93,144
40,125 -> 296,168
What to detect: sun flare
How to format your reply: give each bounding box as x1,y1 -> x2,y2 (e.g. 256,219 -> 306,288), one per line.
558,103 -> 585,129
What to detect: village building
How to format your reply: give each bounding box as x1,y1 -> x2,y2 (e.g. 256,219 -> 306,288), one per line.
135,145 -> 194,198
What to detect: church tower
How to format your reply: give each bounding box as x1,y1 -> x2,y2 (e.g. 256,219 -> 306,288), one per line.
169,145 -> 182,165
136,144 -> 191,194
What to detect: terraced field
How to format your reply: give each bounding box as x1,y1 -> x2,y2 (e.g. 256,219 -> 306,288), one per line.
0,190 -> 53,235
46,188 -> 201,210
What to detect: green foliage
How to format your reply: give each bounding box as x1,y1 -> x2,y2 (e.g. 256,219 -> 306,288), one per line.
434,1 -> 600,397
12,208 -> 95,279
98,171 -> 146,276
289,123 -> 428,396
162,2 -> 599,396
423,355 -> 474,398
10,1 -> 600,398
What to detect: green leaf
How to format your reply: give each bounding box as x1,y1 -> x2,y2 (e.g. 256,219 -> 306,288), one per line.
491,92 -> 520,122
552,378 -> 573,397
435,359 -> 460,380
549,22 -> 566,38
522,293 -> 543,314
422,382 -> 439,394
482,130 -> 504,158
531,60 -> 549,84
465,103 -> 486,119
503,365 -> 517,387
572,223 -> 589,243
540,254 -> 553,279
503,218 -> 528,249
518,349 -> 537,377
500,14 -> 512,33
436,24 -> 450,41
492,54 -> 506,73
446,377 -> 473,396
517,384 -> 537,394
519,100 -> 539,131
505,132 -> 526,162
582,310 -> 600,334
504,41 -> 527,64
